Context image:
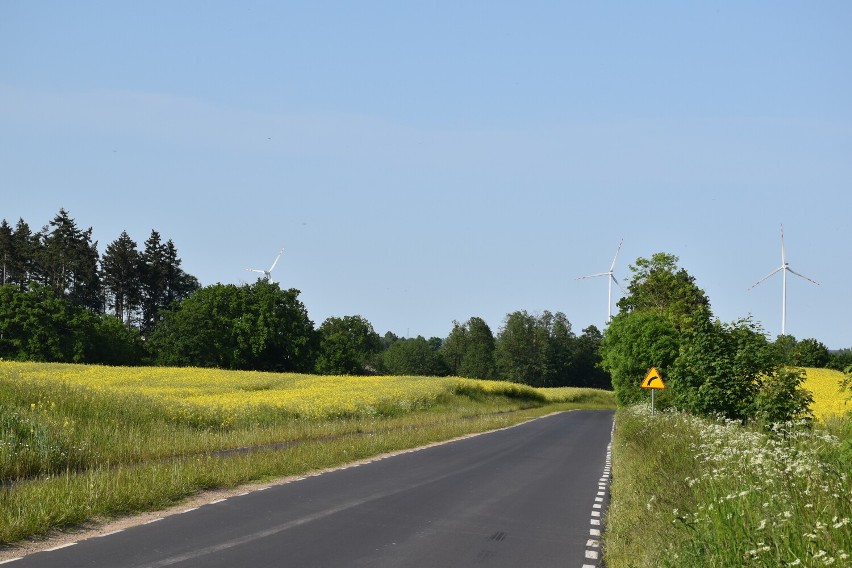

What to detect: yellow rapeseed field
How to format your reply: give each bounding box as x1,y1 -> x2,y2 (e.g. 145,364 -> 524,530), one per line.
802,367 -> 850,421
0,361 -> 546,427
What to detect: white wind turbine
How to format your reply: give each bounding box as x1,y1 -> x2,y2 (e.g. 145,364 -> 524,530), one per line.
577,239 -> 625,324
748,226 -> 818,336
246,248 -> 284,282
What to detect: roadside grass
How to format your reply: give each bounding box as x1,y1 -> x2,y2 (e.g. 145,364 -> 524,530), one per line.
0,361 -> 615,545
604,405 -> 851,567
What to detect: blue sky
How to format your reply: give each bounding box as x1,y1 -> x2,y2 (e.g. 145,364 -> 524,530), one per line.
2,2 -> 850,348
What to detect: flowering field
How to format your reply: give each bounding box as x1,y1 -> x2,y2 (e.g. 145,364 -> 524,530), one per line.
803,367 -> 850,421
606,405 -> 851,567
2,361 -> 557,428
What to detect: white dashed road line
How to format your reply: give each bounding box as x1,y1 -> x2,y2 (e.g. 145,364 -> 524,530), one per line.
582,419 -> 613,567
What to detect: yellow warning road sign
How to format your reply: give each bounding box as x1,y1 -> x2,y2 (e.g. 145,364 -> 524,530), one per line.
641,367 -> 665,389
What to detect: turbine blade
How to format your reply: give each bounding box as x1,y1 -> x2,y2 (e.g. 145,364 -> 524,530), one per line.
246,268 -> 264,274
269,248 -> 284,272
611,274 -> 626,294
780,224 -> 786,265
609,239 -> 624,272
748,267 -> 783,290
577,272 -> 609,280
787,267 -> 819,285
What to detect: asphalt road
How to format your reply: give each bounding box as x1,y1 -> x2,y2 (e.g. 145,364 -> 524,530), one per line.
10,410 -> 614,568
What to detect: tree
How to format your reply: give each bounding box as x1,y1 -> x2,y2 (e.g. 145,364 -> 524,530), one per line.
101,231 -> 142,324
572,325 -> 611,389
315,315 -> 382,375
0,284 -> 95,362
754,367 -> 814,425
774,334 -> 798,365
599,310 -> 680,405
669,313 -> 777,421
0,220 -> 12,285
828,348 -> 852,372
494,310 -> 576,387
440,317 -> 496,379
617,252 -> 709,329
35,209 -> 102,312
139,231 -> 199,335
791,338 -> 831,368
380,336 -> 447,376
149,281 -> 316,372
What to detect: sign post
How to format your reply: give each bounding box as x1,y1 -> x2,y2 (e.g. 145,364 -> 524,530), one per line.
641,367 -> 665,415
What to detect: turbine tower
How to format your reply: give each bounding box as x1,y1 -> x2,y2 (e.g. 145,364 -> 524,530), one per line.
246,247 -> 284,283
577,239 -> 625,324
748,226 -> 818,336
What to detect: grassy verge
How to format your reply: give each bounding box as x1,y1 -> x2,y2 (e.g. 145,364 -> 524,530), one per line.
604,405 -> 851,567
0,362 -> 615,545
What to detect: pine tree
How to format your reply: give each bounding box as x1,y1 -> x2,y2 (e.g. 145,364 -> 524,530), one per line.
101,231 -> 142,324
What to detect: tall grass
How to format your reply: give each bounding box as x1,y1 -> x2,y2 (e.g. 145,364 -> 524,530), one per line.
605,405 -> 851,567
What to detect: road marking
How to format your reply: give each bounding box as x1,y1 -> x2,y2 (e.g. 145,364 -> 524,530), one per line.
210,499 -> 227,504
584,418 -> 614,567
44,543 -> 76,552
144,518 -> 163,525
97,529 -> 125,537
0,558 -> 23,564
181,508 -> 199,514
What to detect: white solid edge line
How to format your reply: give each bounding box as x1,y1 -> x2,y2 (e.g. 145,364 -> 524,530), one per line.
44,543 -> 76,552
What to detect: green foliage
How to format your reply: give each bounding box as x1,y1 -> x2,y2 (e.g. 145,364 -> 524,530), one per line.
571,325 -> 611,389
599,310 -> 680,405
87,314 -> 146,366
380,336 -> 447,376
754,367 -> 814,425
791,337 -> 831,367
149,281 -> 316,372
0,284 -> 92,362
670,313 -> 778,421
616,252 -> 709,328
34,208 -> 102,312
441,317 -> 497,379
494,310 -> 576,387
828,348 -> 852,371
315,315 -> 382,375
603,252 -> 814,426
139,230 -> 199,336
774,335 -> 832,368
101,231 -> 142,325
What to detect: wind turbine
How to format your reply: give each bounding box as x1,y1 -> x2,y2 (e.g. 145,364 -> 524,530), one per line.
748,225 -> 818,336
577,239 -> 625,324
246,247 -> 284,282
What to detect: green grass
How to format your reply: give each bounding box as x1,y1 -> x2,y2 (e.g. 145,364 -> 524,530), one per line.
0,362 -> 615,545
604,405 -> 852,567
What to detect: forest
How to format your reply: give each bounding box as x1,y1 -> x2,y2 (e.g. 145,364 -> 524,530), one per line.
0,209 -> 610,388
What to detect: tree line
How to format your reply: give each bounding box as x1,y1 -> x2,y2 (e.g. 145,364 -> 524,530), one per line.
0,210 -> 609,388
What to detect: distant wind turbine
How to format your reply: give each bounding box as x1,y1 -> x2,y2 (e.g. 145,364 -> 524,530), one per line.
246,248 -> 284,282
748,226 -> 818,336
577,239 -> 625,324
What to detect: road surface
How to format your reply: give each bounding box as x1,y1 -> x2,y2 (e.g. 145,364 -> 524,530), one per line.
7,410 -> 613,567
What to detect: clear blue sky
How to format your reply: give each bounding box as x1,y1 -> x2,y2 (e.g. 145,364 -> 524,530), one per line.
2,2 -> 850,348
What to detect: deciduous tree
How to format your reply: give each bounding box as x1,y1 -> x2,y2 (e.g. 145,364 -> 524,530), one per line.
315,315 -> 382,375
